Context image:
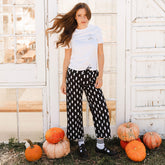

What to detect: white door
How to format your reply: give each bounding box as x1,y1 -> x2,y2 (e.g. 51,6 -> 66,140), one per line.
47,0 -> 126,137
126,0 -> 165,137
0,0 -> 45,85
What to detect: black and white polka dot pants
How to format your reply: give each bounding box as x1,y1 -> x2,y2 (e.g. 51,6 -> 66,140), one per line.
66,67 -> 111,140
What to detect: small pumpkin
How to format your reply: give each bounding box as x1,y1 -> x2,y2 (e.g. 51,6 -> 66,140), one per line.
117,122 -> 139,142
125,140 -> 146,162
120,137 -> 141,150
45,127 -> 65,144
25,139 -> 42,162
43,136 -> 70,159
143,132 -> 162,149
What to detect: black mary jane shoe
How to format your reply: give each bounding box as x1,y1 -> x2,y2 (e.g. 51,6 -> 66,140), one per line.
78,144 -> 89,159
95,146 -> 118,156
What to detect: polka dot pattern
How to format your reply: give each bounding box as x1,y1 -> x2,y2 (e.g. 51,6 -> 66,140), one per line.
66,68 -> 111,140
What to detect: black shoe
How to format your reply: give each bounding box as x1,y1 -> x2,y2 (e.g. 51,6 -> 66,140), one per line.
95,146 -> 118,156
78,144 -> 88,159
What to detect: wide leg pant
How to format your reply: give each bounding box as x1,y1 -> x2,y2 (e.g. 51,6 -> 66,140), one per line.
66,67 -> 111,140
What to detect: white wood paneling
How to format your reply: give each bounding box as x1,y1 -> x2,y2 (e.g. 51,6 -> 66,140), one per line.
132,0 -> 165,20
132,27 -> 165,52
132,56 -> 165,82
132,86 -> 165,111
126,0 -> 165,137
132,117 -> 165,138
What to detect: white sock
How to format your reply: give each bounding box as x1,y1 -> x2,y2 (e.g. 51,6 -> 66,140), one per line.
96,138 -> 105,150
96,138 -> 105,149
78,137 -> 85,146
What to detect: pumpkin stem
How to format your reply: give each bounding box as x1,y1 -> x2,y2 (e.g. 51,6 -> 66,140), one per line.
26,139 -> 34,148
126,123 -> 130,128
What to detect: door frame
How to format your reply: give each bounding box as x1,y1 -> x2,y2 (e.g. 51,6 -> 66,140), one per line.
45,0 -> 126,137
43,0 -> 59,136
116,0 -> 126,129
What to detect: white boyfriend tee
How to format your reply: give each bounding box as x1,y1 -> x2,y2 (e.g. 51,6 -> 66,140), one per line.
65,24 -> 103,70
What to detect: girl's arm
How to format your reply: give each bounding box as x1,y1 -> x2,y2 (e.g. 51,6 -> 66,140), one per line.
95,43 -> 104,88
61,48 -> 72,94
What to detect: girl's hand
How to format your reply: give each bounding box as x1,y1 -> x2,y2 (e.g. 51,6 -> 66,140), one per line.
95,76 -> 103,88
61,82 -> 66,94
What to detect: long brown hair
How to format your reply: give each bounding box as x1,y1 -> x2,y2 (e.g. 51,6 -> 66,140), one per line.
46,3 -> 91,48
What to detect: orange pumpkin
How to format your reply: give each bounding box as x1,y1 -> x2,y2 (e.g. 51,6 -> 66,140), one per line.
125,140 -> 146,162
25,139 -> 42,162
120,138 -> 141,150
117,122 -> 139,142
43,136 -> 70,159
143,132 -> 162,149
45,127 -> 65,144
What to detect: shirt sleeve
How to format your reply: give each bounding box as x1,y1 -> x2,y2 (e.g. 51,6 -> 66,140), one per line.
96,26 -> 104,44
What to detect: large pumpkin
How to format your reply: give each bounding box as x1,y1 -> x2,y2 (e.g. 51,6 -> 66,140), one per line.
43,136 -> 70,159
143,132 -> 162,149
45,127 -> 65,144
125,140 -> 146,162
120,138 -> 141,150
117,122 -> 139,142
25,139 -> 42,162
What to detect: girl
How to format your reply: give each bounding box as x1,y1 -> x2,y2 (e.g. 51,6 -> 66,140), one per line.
46,2 -> 117,159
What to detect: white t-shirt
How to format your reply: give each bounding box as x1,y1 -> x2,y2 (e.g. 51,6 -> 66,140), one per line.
65,24 -> 103,70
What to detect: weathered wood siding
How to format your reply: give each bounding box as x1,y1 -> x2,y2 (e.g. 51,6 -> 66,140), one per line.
126,0 -> 165,138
